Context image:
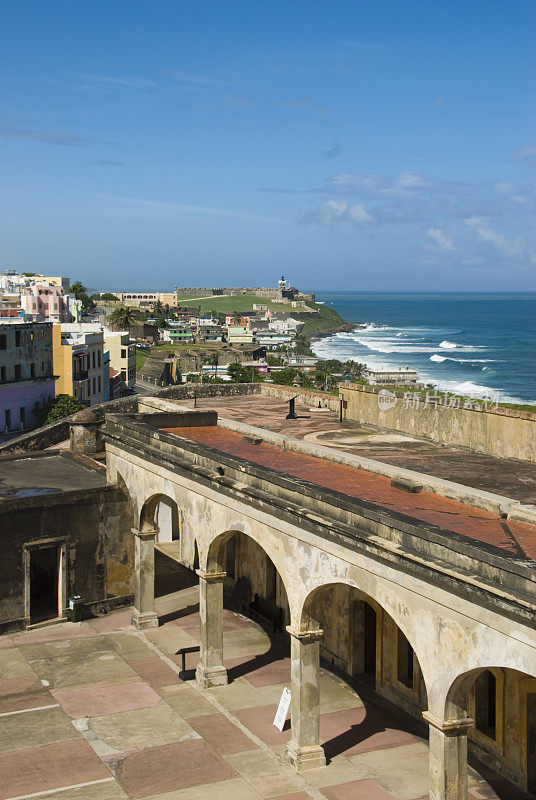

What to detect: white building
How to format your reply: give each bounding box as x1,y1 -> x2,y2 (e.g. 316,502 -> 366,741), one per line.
364,367 -> 419,386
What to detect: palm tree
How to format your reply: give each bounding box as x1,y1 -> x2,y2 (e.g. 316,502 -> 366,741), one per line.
343,360 -> 367,382
106,306 -> 137,331
294,332 -> 311,355
232,310 -> 241,325
153,300 -> 165,318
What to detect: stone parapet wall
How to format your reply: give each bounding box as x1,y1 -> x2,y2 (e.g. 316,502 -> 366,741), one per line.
340,383 -> 536,463
0,383 -> 261,456
260,383 -> 339,411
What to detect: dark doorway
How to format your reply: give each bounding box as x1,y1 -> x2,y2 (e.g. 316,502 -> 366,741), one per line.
474,670 -> 496,740
352,600 -> 377,684
527,693 -> 536,795
30,546 -> 59,623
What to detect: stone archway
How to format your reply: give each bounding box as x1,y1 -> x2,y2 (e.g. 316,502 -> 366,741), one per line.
195,526 -> 295,691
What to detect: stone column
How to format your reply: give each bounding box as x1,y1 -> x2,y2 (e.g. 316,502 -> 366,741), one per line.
285,627 -> 327,771
131,527 -> 158,629
195,569 -> 228,688
423,711 -> 473,800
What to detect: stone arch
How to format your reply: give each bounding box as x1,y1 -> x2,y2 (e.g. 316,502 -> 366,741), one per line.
114,470 -> 136,528
299,579 -> 428,682
139,493 -> 182,543
443,664 -> 536,793
204,524 -> 295,620
444,662 -> 536,721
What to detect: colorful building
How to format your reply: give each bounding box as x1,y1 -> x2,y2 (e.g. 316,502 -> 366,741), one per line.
52,325 -> 105,406
0,320 -> 56,440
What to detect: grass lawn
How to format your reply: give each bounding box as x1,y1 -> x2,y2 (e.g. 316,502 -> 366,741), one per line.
176,294 -> 311,314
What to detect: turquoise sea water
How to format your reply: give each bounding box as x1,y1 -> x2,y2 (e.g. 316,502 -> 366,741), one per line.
312,292 -> 536,405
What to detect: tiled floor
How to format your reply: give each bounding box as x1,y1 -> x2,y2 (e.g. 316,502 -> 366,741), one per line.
0,572 -> 528,800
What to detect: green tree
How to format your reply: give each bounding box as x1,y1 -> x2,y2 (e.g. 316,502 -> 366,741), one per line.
99,292 -> 119,301
37,394 -> 85,425
266,353 -> 282,367
106,305 -> 137,330
227,363 -> 263,383
231,310 -> 242,325
342,360 -> 367,382
70,281 -> 94,310
272,367 -> 299,385
294,332 -> 311,354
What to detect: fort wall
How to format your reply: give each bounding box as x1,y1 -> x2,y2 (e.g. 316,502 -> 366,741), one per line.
339,382 -> 536,463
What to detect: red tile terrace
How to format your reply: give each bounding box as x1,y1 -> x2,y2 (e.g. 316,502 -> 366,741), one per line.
161,425 -> 536,562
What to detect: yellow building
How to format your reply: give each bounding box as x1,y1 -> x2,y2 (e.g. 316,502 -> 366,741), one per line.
115,291 -> 177,307
33,275 -> 70,291
52,324 -> 104,405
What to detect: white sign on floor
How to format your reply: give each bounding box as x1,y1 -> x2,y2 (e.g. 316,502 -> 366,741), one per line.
273,686 -> 291,732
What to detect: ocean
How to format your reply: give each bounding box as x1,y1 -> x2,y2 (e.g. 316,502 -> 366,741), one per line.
312,292 -> 536,405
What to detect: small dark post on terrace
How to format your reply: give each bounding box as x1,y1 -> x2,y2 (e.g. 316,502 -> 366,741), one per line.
286,395 -> 299,420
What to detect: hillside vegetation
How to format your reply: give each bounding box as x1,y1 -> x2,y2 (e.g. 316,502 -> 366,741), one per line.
176,294 -> 349,336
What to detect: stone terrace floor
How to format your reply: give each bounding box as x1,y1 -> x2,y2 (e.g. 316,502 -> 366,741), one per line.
177,395 -> 536,505
0,556 -> 529,800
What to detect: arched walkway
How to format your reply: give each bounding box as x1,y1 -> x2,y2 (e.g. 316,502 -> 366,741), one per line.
195,528 -> 292,691
131,493 -> 189,629
444,666 -> 536,796
283,580 -> 430,772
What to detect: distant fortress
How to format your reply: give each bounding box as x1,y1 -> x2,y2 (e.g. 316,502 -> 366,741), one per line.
173,276 -> 315,304
114,277 -> 315,308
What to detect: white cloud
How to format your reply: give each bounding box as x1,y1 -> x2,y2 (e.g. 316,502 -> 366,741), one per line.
107,196 -> 290,225
510,143 -> 536,166
464,214 -> 487,228
301,199 -> 375,227
78,74 -> 157,89
427,228 -> 455,251
347,204 -> 375,224
464,216 -> 536,264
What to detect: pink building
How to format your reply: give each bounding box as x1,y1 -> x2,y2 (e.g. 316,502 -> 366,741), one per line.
22,284 -> 71,322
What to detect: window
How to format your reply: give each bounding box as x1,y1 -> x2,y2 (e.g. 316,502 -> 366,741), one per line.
475,670 -> 497,740
0,366 -> 6,382
397,629 -> 414,689
121,348 -> 127,358
93,377 -> 96,394
98,376 -> 101,393
14,364 -> 22,380
97,350 -> 101,367
30,363 -> 35,378
41,361 -> 45,372
5,409 -> 11,430
15,331 -> 21,347
0,334 -> 7,350
121,369 -> 127,381
19,407 -> 26,427
92,351 -> 96,369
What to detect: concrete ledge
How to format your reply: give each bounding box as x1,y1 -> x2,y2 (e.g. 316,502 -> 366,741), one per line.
507,504 -> 536,526
134,410 -> 218,428
217,417 -> 521,517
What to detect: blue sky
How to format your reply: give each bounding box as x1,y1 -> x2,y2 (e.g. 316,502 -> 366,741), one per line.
1,0 -> 535,291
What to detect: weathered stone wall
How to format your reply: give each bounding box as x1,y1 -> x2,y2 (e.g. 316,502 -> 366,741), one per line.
260,383 -> 339,411
0,382 -> 261,455
0,484 -> 133,633
340,383 -> 536,463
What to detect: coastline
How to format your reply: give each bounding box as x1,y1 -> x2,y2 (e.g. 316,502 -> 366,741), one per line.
310,293 -> 535,406
312,324 -> 530,406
